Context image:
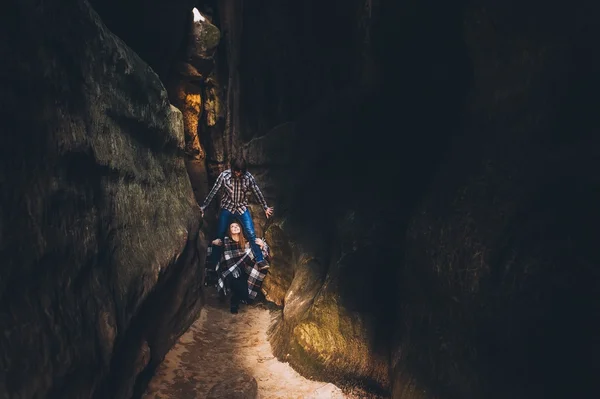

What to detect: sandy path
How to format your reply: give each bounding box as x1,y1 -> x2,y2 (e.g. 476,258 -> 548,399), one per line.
143,289 -> 354,399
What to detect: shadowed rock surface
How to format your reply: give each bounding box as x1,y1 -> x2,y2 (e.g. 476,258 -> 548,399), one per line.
89,0 -> 198,81
0,1 -> 205,398
207,0 -> 457,393
206,0 -> 600,398
1,0 -> 599,398
391,2 -> 600,398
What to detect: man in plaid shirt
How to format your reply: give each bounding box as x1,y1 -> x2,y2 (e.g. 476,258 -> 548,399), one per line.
200,156 -> 274,268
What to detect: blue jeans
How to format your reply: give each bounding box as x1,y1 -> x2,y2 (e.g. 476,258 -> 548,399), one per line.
211,208 -> 265,264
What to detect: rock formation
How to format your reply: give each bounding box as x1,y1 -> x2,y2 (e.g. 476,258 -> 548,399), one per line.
391,2 -> 600,398
166,8 -> 222,205
1,0 -> 599,398
89,0 -> 198,81
210,0 -> 600,398
0,1 -> 205,398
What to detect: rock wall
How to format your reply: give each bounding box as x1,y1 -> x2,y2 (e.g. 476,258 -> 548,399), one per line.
199,0 -> 465,393
91,0 -> 224,207
391,1 -> 600,398
205,0 -> 470,393
9,0 -> 593,397
208,0 -> 600,398
0,1 -> 205,398
89,0 -> 198,80
166,10 -> 222,205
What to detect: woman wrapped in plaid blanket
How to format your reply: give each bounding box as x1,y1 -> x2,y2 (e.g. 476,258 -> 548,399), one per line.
206,221 -> 270,313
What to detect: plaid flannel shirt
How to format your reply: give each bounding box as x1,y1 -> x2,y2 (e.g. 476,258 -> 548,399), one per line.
207,237 -> 271,299
201,169 -> 269,215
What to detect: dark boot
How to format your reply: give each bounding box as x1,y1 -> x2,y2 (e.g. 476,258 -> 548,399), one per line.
230,295 -> 239,314
230,290 -> 239,314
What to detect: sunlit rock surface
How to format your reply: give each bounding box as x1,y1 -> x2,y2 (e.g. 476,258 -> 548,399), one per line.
260,224 -> 295,306
171,8 -> 220,161
168,9 -> 222,209
0,1 -> 205,397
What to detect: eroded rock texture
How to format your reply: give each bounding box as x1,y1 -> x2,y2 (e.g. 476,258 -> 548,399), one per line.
168,11 -> 222,206
89,0 -> 198,81
2,0 -> 598,398
391,2 -> 600,399
207,0 -> 600,398
166,10 -> 221,162
209,0 -> 405,393
92,0 -> 224,206
0,1 -> 205,398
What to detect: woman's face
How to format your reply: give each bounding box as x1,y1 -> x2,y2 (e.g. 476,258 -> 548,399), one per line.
229,223 -> 241,235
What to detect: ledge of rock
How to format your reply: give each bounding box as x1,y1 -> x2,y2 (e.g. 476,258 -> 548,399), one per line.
0,1 -> 205,398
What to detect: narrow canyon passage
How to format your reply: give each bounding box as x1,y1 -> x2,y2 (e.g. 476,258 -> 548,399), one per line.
143,289 -> 366,399
2,1 -> 600,399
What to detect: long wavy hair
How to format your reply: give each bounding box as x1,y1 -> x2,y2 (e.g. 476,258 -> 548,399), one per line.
227,221 -> 247,249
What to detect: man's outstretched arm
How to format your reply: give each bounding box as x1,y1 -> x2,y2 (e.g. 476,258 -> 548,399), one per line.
200,172 -> 224,215
248,174 -> 273,218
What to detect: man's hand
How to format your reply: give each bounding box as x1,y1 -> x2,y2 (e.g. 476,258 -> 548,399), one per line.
255,238 -> 265,248
265,207 -> 274,219
212,238 -> 222,246
200,207 -> 205,218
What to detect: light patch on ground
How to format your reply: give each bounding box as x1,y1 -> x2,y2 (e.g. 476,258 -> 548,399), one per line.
143,290 -> 355,398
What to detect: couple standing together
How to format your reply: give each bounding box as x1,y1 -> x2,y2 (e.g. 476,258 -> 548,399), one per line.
200,156 -> 274,313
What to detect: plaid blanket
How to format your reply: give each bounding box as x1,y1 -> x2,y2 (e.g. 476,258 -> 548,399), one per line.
207,237 -> 270,299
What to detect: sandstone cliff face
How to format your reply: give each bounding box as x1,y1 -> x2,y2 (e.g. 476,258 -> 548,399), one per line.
2,0 -> 598,398
205,0 -> 467,393
90,0 -> 223,206
207,0 -> 600,398
167,11 -> 222,207
0,1 -> 205,398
